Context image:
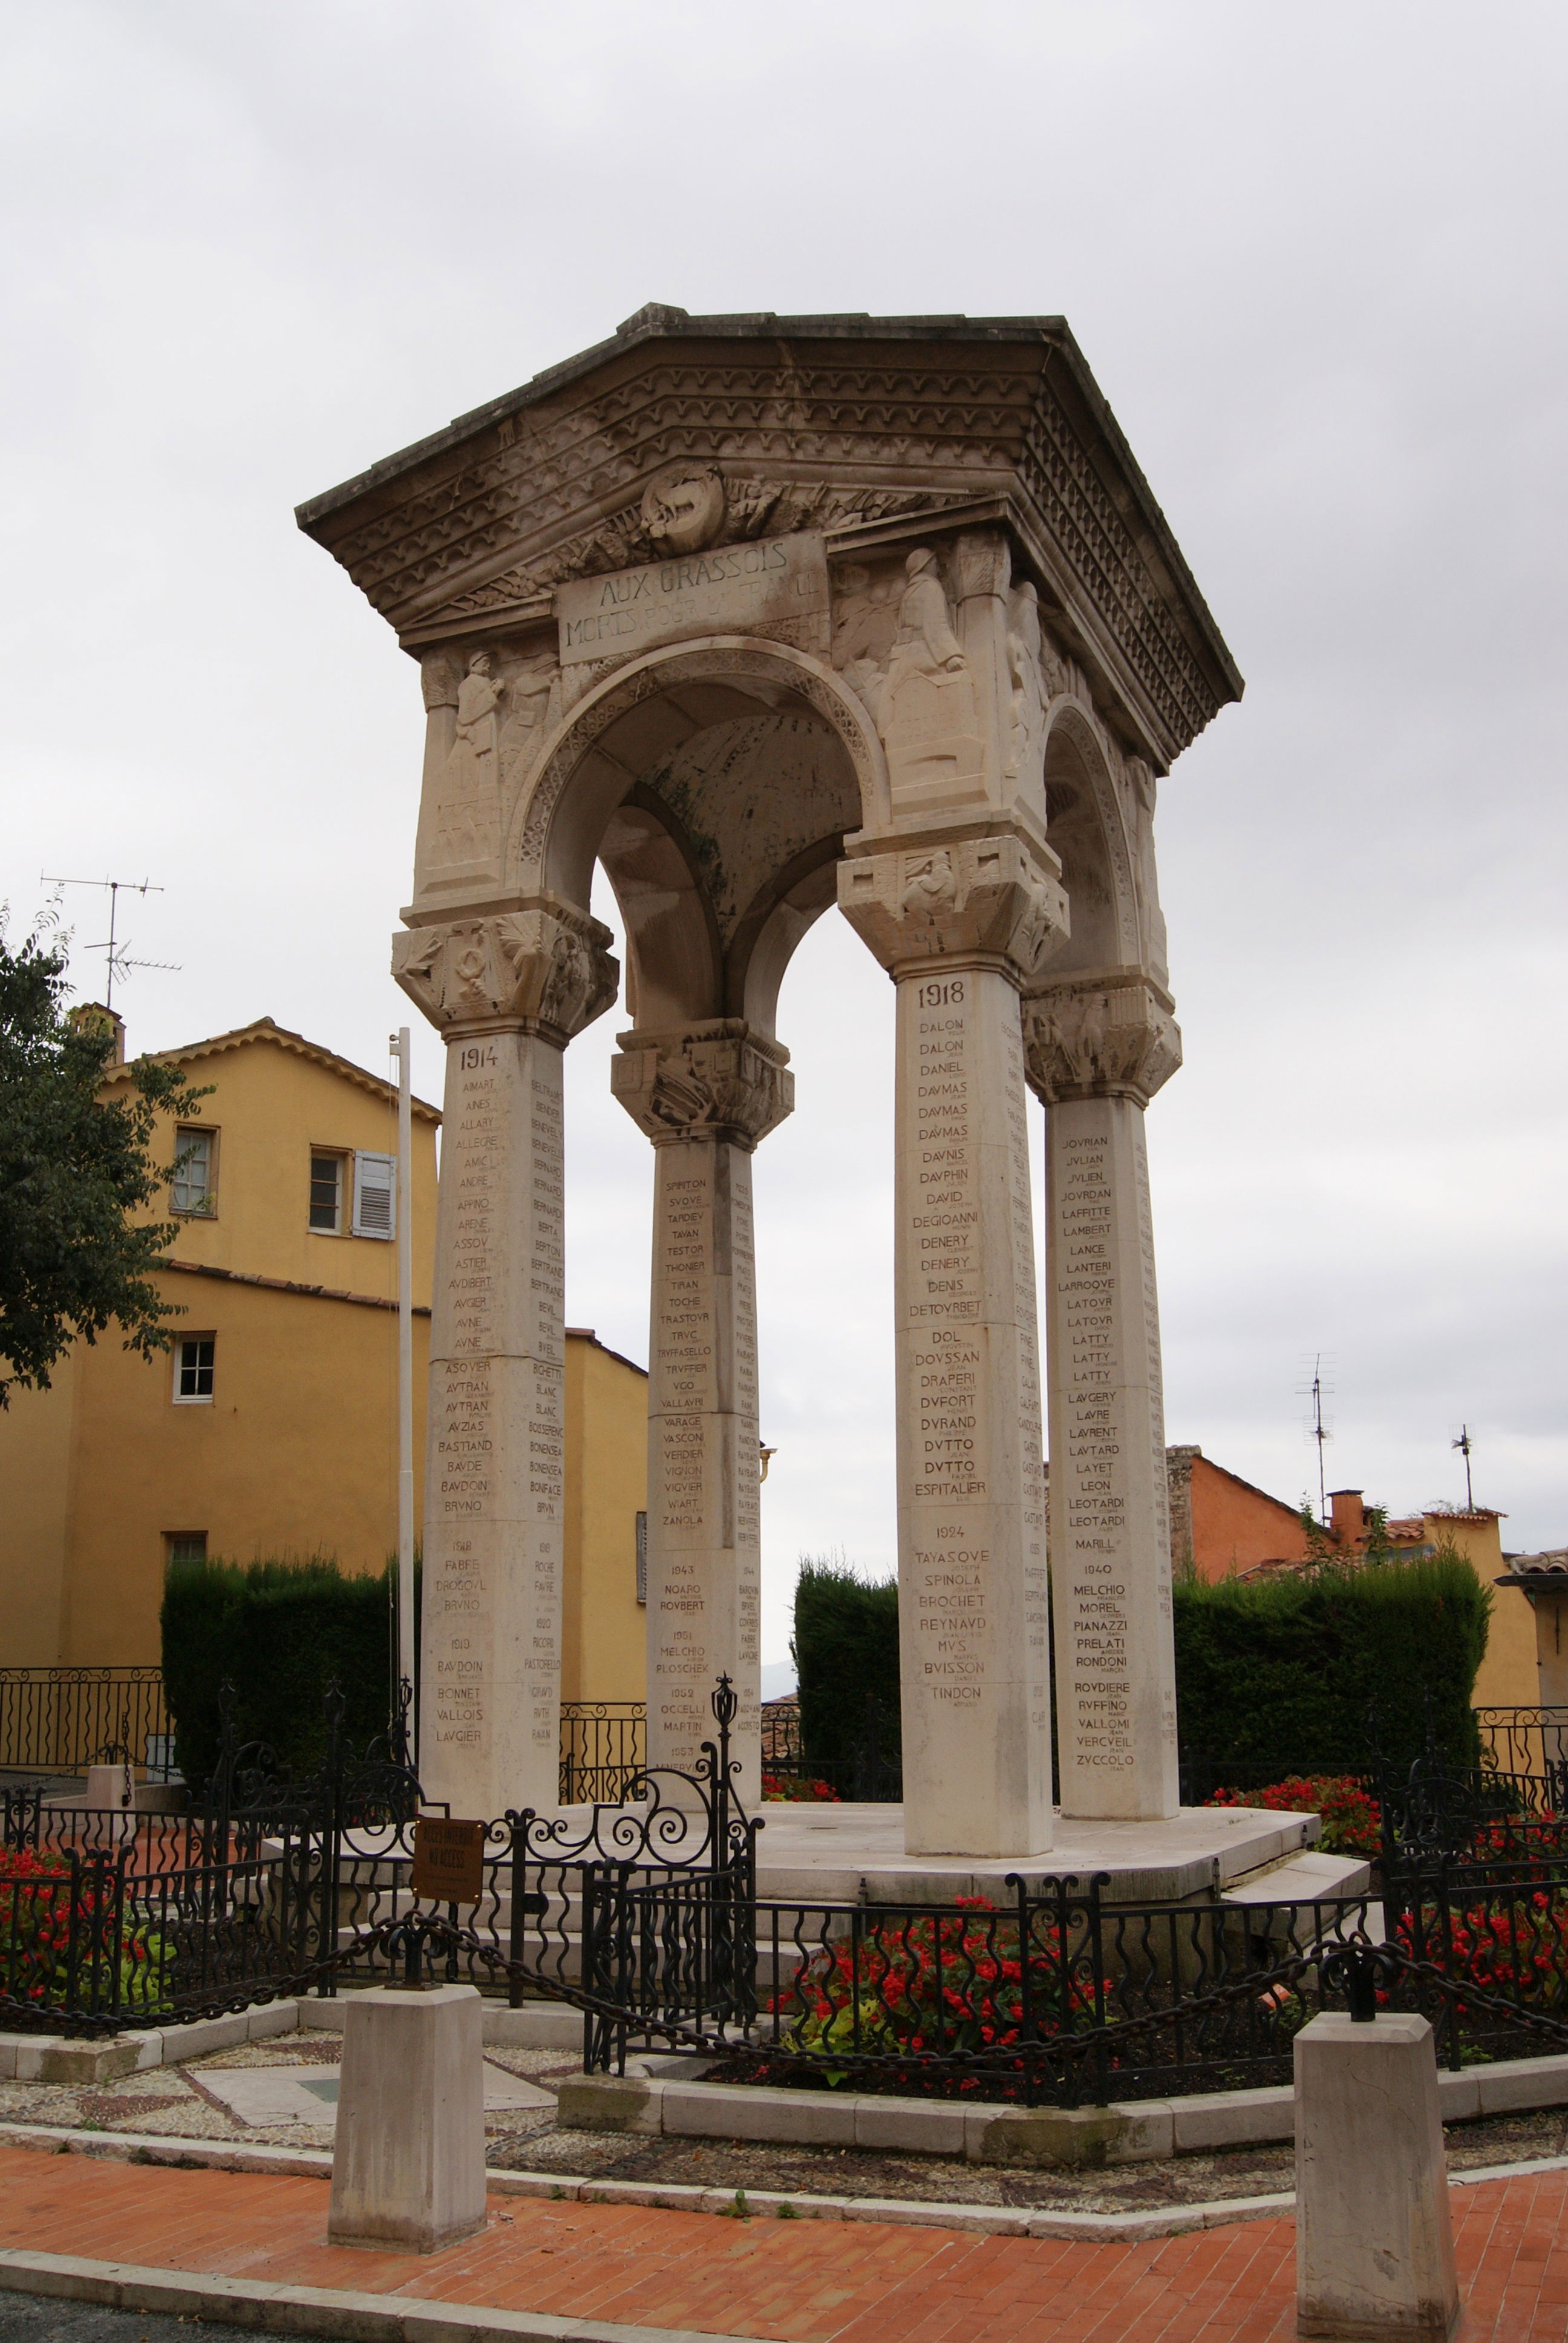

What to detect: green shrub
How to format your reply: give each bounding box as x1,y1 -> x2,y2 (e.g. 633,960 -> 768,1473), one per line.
792,1545 -> 1491,1786
161,1553 -> 405,1790
793,1558 -> 901,1772
1173,1546 -> 1489,1777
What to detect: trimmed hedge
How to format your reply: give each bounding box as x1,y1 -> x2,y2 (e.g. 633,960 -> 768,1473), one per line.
792,1548 -> 1491,1781
1172,1548 -> 1489,1777
161,1554 -> 401,1791
793,1559 -> 901,1771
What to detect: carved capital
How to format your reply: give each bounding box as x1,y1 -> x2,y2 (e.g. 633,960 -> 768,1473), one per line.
610,1020 -> 794,1150
1021,977 -> 1181,1107
392,902 -> 618,1044
837,831 -> 1068,982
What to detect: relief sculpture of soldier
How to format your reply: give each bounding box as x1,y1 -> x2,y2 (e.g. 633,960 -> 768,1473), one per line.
429,651 -> 506,867
880,548 -> 985,803
887,548 -> 966,690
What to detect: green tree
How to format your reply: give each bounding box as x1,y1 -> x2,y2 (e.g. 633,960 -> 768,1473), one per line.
0,919 -> 208,1404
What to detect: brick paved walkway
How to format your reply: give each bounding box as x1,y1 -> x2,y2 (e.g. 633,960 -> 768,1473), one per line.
0,2146 -> 1565,2341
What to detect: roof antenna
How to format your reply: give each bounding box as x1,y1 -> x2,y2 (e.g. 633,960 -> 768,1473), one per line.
1452,1424 -> 1475,1512
39,874 -> 180,1008
1296,1353 -> 1334,1524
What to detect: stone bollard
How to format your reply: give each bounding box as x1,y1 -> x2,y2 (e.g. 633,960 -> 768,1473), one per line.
1295,2010 -> 1459,2340
327,1983 -> 487,2253
83,1761 -> 136,1842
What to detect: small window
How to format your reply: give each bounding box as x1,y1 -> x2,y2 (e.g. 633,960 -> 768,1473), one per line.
309,1153 -> 344,1233
165,1531 -> 207,1568
171,1127 -> 216,1216
351,1150 -> 395,1240
173,1335 -> 215,1404
636,1510 -> 648,1605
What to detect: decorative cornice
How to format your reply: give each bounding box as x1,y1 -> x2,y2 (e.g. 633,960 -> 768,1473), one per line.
296,313 -> 1241,767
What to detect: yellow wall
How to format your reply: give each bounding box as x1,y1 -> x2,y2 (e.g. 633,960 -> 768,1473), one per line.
0,1023 -> 440,1662
0,1022 -> 652,1706
99,1022 -> 439,1301
0,1352 -> 79,1665
561,1332 -> 649,1703
1425,1513 -> 1539,1710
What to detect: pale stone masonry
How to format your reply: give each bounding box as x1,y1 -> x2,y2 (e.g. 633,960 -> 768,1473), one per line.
612,1022 -> 792,1804
392,908 -> 616,1818
1025,981 -> 1183,1820
302,307 -> 1241,1849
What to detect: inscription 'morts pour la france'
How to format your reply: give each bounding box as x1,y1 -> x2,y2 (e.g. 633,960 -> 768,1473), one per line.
557,534 -> 829,666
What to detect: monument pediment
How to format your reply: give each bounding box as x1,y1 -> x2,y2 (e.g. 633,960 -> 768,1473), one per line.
296,308 -> 1241,769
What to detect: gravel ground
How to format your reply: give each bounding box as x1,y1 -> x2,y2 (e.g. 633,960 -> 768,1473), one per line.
2,2036 -> 1566,2218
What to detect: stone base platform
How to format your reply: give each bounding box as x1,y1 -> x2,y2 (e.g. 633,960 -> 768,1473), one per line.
748,1801 -> 1328,1906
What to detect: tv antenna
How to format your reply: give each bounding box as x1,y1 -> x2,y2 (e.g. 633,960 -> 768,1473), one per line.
1296,1353 -> 1334,1524
1452,1423 -> 1475,1512
39,875 -> 179,1009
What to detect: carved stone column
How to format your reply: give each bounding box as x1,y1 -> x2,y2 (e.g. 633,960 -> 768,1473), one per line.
611,1022 -> 792,1806
840,830 -> 1067,1857
1022,977 -> 1183,1821
393,903 -> 617,1816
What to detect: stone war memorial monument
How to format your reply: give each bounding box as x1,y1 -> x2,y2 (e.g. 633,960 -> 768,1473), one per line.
298,307 -> 1280,1893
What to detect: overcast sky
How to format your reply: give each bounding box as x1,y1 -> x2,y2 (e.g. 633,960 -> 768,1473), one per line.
5,1 -> 1566,1670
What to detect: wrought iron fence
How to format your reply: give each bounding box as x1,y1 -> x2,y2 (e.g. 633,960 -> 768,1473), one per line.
1475,1708 -> 1568,1797
16,1673 -> 1568,2108
558,1702 -> 645,1804
0,1669 -> 169,1777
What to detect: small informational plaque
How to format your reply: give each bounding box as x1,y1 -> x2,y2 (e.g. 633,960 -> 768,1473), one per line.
411,1817 -> 486,1906
557,532 -> 828,666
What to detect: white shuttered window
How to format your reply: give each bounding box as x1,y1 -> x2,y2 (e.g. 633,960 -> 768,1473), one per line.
352,1151 -> 396,1239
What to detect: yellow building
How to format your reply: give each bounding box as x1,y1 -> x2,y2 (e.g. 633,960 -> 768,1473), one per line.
0,1013 -> 649,1705
1319,1493 -> 1537,1711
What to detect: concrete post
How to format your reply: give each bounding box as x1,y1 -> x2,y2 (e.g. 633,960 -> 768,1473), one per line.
328,1983 -> 488,2253
1295,2010 -> 1460,2341
612,1021 -> 793,1806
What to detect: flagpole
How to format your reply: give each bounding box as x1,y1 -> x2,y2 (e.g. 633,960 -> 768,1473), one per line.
395,1026 -> 417,1758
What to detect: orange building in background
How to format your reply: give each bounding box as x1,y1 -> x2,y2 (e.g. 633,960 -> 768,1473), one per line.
1165,1446 -> 1313,1581
1162,1446 -> 1537,1710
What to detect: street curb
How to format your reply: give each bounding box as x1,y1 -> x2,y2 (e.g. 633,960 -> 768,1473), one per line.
0,2120 -> 1284,2239
0,2120 -> 1557,2250
0,2250 -> 771,2343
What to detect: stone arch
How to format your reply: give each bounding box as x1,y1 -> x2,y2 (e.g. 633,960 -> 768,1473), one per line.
1039,697 -> 1142,975
506,637 -> 889,1035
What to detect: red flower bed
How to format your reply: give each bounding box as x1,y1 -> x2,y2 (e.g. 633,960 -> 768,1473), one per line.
762,1771 -> 840,1803
773,1893 -> 1106,2080
0,1847 -> 168,2012
1205,1774 -> 1382,1858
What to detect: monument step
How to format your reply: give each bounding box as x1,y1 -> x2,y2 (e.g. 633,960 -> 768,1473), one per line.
1219,1849 -> 1372,1907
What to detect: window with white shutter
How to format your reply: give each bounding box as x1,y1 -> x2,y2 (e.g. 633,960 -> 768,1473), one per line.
351,1151 -> 396,1240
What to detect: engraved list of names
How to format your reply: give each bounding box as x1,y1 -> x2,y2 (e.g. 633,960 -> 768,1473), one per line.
1044,1093 -> 1179,1820
895,963 -> 1052,1858
422,1030 -> 566,1817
